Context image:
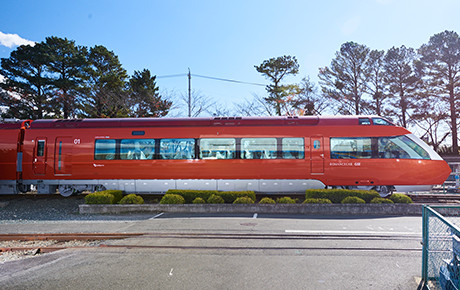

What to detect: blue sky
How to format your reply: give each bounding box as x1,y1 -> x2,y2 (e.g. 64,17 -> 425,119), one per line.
1,0 -> 460,115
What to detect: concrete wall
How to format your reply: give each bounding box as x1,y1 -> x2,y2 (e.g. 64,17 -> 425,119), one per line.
79,203 -> 460,216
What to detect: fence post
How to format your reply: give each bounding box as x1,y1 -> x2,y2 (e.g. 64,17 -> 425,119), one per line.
422,205 -> 429,286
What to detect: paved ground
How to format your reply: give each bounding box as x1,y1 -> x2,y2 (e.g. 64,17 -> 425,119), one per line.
0,211 -> 424,290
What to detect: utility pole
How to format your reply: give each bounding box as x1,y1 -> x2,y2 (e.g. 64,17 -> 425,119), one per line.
188,68 -> 191,117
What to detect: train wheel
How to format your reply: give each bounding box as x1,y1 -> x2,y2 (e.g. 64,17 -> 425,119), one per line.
58,185 -> 76,197
374,186 -> 393,198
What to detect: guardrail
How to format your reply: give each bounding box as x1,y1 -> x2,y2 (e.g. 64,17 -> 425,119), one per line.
422,205 -> 460,289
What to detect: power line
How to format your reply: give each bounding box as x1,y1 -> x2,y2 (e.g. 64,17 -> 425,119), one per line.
156,73 -> 188,79
156,72 -> 266,87
193,74 -> 266,87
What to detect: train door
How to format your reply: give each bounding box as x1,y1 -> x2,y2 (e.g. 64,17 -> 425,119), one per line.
33,137 -> 47,175
311,136 -> 324,174
54,137 -> 73,176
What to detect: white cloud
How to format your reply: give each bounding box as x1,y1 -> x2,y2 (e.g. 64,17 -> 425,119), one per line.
340,17 -> 361,36
0,31 -> 35,48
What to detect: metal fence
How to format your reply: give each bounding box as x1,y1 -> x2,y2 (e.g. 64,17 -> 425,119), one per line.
422,205 -> 460,289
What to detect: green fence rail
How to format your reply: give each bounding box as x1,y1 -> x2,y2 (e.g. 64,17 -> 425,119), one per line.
422,205 -> 460,289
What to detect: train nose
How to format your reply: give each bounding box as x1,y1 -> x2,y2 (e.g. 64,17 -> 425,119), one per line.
438,160 -> 453,184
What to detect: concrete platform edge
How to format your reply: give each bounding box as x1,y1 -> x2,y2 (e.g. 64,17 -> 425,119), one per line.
79,203 -> 460,216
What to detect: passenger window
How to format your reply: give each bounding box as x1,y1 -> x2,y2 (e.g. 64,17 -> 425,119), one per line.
95,139 -> 116,160
200,138 -> 236,159
120,139 -> 155,160
378,136 -> 430,159
330,137 -> 372,159
37,140 -> 45,157
282,138 -> 304,159
241,138 -> 277,159
160,139 -> 195,160
359,118 -> 371,125
372,118 -> 393,126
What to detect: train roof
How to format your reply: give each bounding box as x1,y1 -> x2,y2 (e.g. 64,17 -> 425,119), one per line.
0,116 -> 395,129
12,116 -> 394,129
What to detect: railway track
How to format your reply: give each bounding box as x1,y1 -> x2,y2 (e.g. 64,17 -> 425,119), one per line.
407,193 -> 460,203
0,231 -> 422,254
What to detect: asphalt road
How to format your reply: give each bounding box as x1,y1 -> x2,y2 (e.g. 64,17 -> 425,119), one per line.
0,213 -> 423,289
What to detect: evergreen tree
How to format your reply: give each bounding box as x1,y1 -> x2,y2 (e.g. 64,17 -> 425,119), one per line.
383,45 -> 418,128
44,36 -> 87,119
318,42 -> 370,115
419,30 -> 460,154
366,49 -> 387,116
0,43 -> 56,119
128,69 -> 172,117
80,45 -> 129,118
255,55 -> 299,116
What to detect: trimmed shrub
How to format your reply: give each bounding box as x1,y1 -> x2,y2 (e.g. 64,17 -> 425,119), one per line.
370,197 -> 394,204
99,190 -> 123,204
207,194 -> 225,204
217,191 -> 256,203
85,192 -> 115,204
233,197 -> 255,204
389,193 -> 413,204
341,196 -> 366,204
192,197 -> 206,204
259,197 -> 276,204
276,197 -> 296,204
305,189 -> 379,203
119,194 -> 144,204
160,194 -> 185,204
166,190 -> 217,203
303,198 -> 332,204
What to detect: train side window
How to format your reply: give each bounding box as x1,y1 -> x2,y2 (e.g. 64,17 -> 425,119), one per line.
37,140 -> 45,157
120,139 -> 156,160
282,138 -> 304,159
359,118 -> 371,125
372,118 -> 393,126
160,139 -> 195,160
200,138 -> 236,159
378,136 -> 430,159
241,138 -> 277,159
330,137 -> 372,159
95,139 -> 116,160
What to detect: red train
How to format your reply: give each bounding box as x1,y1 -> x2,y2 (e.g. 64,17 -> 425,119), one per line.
0,116 -> 451,197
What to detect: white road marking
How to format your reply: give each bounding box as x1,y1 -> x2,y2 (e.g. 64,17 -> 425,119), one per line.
169,268 -> 174,276
149,212 -> 164,220
285,230 -> 421,236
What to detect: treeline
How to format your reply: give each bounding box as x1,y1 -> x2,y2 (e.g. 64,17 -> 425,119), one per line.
252,31 -> 460,154
1,31 -> 459,154
0,37 -> 172,120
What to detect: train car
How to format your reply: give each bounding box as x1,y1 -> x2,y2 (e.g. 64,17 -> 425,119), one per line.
0,116 -> 451,197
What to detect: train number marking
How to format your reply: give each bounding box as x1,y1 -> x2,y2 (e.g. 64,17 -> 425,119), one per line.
74,139 -> 81,145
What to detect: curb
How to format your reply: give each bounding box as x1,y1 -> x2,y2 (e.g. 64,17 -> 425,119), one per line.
79,203 -> 460,216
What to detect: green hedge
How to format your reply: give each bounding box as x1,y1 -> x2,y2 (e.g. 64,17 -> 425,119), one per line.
192,197 -> 206,204
259,197 -> 276,204
160,194 -> 185,204
303,198 -> 332,204
341,196 -> 366,204
85,192 -> 115,204
166,189 -> 256,204
119,194 -> 144,204
389,193 -> 413,204
207,194 -> 225,204
217,191 -> 256,203
233,197 -> 255,204
370,197 -> 394,204
276,197 -> 297,204
305,189 -> 380,203
166,190 -> 217,203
